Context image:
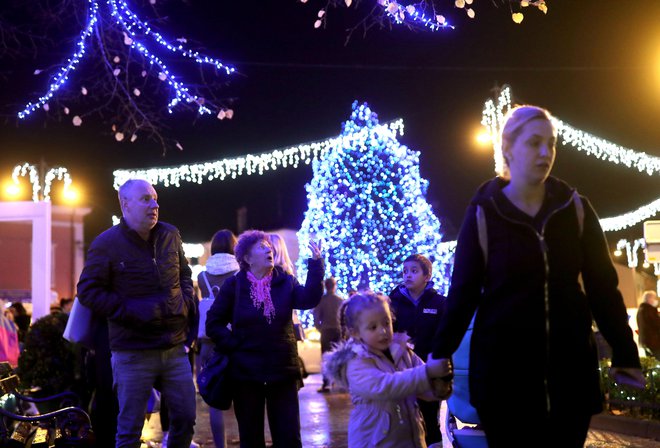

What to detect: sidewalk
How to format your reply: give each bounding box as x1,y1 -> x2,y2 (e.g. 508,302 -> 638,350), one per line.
139,373 -> 660,447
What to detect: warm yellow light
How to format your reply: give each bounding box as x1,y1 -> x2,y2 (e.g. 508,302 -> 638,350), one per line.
62,185 -> 81,204
2,180 -> 22,200
475,127 -> 492,147
614,249 -> 622,257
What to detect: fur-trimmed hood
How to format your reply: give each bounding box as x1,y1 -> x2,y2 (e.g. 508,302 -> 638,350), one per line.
323,332 -> 412,389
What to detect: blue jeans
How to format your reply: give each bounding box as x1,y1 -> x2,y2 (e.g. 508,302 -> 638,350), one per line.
111,345 -> 196,448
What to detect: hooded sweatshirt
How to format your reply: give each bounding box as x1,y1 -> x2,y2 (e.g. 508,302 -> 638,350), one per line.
199,253 -> 240,298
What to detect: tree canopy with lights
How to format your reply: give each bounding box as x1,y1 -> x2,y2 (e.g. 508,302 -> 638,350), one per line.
296,101 -> 455,303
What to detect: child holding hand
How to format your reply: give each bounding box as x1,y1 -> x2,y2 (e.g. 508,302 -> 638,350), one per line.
323,292 -> 451,448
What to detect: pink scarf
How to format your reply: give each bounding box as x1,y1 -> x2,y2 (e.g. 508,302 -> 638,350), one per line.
246,271 -> 276,323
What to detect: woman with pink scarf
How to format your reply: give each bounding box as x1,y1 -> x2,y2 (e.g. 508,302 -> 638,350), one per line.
206,230 -> 324,448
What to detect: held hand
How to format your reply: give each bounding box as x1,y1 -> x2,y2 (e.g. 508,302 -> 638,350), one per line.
425,355 -> 453,379
431,377 -> 453,400
610,367 -> 646,389
309,239 -> 323,260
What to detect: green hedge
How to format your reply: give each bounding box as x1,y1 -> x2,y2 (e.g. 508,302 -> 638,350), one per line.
17,313 -> 76,396
600,357 -> 660,419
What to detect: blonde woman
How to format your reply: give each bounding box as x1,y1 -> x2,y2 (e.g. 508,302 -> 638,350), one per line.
431,105 -> 644,447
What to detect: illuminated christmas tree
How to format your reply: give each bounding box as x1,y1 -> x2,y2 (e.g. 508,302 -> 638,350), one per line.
297,101 -> 454,325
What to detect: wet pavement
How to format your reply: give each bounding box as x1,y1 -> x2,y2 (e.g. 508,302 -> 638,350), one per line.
140,373 -> 659,448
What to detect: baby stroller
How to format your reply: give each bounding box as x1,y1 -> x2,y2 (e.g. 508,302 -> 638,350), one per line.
445,316 -> 488,448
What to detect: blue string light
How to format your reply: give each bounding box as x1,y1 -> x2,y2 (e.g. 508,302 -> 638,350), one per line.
295,101 -> 455,327
18,0 -> 235,119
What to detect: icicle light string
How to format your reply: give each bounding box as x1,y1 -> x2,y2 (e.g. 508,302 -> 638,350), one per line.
112,119 -> 404,189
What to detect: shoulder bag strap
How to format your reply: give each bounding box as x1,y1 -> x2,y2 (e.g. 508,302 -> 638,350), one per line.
475,204 -> 488,265
573,191 -> 584,238
200,271 -> 213,297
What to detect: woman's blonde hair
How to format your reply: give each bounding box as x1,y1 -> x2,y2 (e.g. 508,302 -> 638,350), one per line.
269,233 -> 295,275
496,105 -> 556,179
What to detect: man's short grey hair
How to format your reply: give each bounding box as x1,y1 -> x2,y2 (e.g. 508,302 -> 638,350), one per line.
118,179 -> 148,203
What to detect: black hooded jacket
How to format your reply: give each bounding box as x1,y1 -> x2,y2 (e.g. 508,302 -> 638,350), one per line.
390,283 -> 445,360
433,176 -> 640,416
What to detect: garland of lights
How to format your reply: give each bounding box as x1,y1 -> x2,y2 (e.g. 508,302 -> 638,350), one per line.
18,0 -> 234,120
379,0 -> 454,31
112,119 -> 404,189
483,86 -> 660,231
12,163 -> 73,202
296,102 -> 455,323
312,0 -> 549,31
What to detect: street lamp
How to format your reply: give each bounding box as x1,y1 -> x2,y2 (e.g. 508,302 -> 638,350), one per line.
2,179 -> 22,200
474,126 -> 492,147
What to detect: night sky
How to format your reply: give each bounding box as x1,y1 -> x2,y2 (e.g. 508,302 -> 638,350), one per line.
1,0 -> 659,250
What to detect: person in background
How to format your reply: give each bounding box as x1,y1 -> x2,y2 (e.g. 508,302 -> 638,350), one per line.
431,105 -> 644,447
268,233 -> 295,276
313,277 -> 343,392
195,229 -> 239,448
206,230 -> 324,448
389,254 -> 446,446
8,302 -> 30,345
269,232 -> 307,382
77,179 -> 197,448
0,299 -> 20,367
637,290 -> 660,359
60,297 -> 74,314
323,292 -> 451,448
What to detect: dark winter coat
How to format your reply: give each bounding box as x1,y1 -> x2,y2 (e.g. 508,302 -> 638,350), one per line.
206,259 -> 324,383
390,283 -> 445,360
77,219 -> 196,351
432,176 -> 640,417
637,302 -> 660,353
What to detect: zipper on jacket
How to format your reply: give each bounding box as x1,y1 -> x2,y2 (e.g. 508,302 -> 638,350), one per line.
489,192 -> 576,415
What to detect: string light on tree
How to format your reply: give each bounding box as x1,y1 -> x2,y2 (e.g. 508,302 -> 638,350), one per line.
18,0 -> 235,120
312,0 -> 548,32
295,101 -> 455,327
483,86 -> 660,231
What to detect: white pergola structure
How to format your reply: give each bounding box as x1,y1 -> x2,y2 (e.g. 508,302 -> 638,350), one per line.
0,201 -> 52,321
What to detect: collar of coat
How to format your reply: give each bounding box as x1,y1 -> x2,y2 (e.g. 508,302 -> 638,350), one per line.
471,175 -> 577,218
236,266 -> 291,286
323,332 -> 413,388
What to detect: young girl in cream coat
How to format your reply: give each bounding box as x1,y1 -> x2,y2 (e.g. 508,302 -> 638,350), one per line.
324,292 -> 451,448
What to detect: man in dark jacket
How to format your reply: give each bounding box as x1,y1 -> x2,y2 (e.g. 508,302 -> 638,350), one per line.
77,179 -> 197,448
637,290 -> 660,359
313,277 -> 343,392
390,253 -> 446,446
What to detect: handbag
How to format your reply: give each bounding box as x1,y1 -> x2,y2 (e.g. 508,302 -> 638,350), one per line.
62,297 -> 96,349
197,351 -> 232,410
196,276 -> 238,410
